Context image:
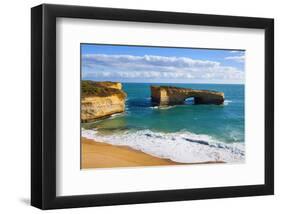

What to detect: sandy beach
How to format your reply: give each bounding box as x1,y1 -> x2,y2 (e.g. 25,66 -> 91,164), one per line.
81,137 -> 181,169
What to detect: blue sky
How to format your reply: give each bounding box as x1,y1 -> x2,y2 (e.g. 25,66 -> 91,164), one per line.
81,44 -> 245,84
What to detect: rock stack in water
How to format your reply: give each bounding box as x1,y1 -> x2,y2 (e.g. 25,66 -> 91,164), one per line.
151,86 -> 224,106
81,81 -> 127,122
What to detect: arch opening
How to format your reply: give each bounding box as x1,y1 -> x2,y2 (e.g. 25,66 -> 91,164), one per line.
185,97 -> 195,105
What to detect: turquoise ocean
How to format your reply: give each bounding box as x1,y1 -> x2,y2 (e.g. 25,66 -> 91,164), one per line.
82,83 -> 245,163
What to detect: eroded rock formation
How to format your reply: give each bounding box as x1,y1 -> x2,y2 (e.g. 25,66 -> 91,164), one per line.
151,86 -> 224,106
81,81 -> 126,122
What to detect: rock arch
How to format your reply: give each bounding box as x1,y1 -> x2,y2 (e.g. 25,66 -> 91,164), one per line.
151,86 -> 224,106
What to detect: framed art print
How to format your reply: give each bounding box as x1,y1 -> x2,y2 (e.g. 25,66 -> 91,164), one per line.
31,4 -> 274,209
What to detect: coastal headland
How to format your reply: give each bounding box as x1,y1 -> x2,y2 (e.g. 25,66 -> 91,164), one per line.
81,81 -> 127,122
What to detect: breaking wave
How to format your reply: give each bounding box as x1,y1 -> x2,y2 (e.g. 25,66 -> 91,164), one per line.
82,129 -> 245,164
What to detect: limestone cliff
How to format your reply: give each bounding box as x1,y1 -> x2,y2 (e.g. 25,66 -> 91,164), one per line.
81,81 -> 126,122
151,86 -> 224,106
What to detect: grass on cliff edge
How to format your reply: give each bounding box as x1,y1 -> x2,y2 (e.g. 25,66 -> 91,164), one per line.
81,80 -> 126,99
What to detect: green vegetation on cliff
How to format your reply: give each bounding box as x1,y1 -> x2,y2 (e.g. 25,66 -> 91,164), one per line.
81,80 -> 126,99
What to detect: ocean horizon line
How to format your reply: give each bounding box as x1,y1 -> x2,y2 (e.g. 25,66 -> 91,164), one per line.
82,79 -> 244,85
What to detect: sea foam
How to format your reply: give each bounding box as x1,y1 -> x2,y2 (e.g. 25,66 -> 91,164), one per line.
224,100 -> 233,106
82,129 -> 245,164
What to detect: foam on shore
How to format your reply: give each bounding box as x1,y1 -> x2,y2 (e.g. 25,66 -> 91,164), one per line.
82,129 -> 245,164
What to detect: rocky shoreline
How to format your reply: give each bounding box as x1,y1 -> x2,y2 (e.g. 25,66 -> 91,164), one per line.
81,81 -> 225,122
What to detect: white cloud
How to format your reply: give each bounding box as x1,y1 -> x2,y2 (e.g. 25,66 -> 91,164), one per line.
225,55 -> 245,63
82,54 -> 244,83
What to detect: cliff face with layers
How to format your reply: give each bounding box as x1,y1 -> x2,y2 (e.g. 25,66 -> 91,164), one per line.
151,86 -> 224,106
81,81 -> 126,122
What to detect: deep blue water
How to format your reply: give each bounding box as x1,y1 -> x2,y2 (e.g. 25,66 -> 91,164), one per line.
85,83 -> 244,144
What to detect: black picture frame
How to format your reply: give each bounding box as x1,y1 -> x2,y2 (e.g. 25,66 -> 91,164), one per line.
31,3 -> 274,210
